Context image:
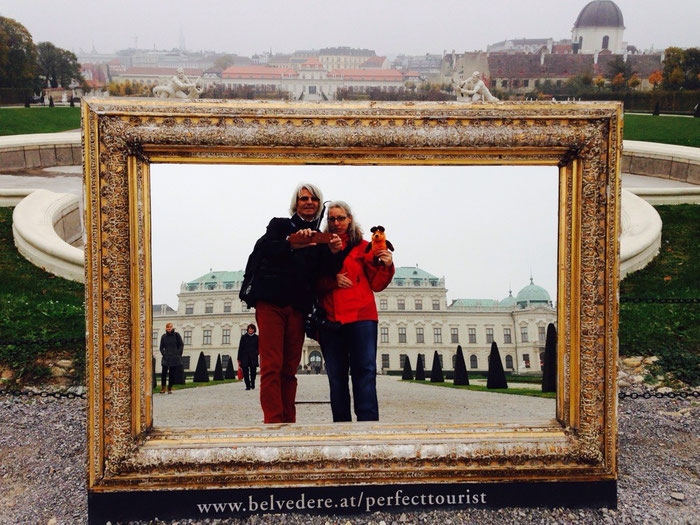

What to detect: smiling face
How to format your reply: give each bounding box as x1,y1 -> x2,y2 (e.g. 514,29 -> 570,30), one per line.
327,206 -> 350,235
296,188 -> 320,221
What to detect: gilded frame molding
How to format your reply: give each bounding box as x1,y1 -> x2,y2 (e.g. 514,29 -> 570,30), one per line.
82,98 -> 621,492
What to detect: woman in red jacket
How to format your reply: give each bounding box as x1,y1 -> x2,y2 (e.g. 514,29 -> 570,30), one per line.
317,201 -> 394,421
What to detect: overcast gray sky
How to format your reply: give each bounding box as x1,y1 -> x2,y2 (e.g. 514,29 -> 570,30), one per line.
1,0 -> 697,56
150,165 -> 558,309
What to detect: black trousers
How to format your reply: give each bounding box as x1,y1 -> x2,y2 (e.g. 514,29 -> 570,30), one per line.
161,365 -> 179,389
242,364 -> 257,389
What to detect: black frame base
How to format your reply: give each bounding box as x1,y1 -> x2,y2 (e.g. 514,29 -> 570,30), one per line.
88,480 -> 617,524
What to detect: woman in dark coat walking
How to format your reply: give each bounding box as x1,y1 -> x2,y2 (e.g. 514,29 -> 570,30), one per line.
159,322 -> 184,393
237,323 -> 259,390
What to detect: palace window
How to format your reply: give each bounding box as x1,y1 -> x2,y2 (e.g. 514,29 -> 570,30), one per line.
203,329 -> 212,345
523,79 -> 529,87
152,330 -> 159,347
223,302 -> 232,313
381,354 -> 390,369
182,355 -> 191,370
183,330 -> 192,345
398,327 -> 407,343
450,327 -> 459,343
205,302 -> 213,314
523,354 -> 531,369
399,354 -> 407,369
415,299 -> 422,310
503,328 -> 512,344
397,298 -> 405,310
433,327 -> 442,344
185,303 -> 194,315
432,299 -> 440,310
602,35 -> 609,50
486,328 -> 494,344
521,326 -> 529,343
505,355 -> 514,369
468,328 -> 476,344
380,326 -> 389,343
416,327 -> 424,343
538,326 -> 546,343
380,298 -> 388,310
470,355 -> 478,369
222,329 -> 230,345
222,355 -> 231,368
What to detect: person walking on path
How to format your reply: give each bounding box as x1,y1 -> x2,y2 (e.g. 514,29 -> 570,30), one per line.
159,322 -> 184,394
237,323 -> 260,390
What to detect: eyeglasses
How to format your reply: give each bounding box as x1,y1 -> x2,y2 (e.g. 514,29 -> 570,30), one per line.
298,196 -> 320,202
327,216 -> 348,223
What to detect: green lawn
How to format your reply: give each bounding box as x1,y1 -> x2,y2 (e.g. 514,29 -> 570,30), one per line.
619,204 -> 700,385
0,107 -> 81,136
408,380 -> 556,399
623,113 -> 700,147
0,207 -> 85,383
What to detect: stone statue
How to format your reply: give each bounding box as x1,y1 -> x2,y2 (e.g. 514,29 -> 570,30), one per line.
457,71 -> 498,103
153,68 -> 203,99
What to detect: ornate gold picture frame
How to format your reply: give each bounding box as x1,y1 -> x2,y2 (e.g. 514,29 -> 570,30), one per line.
82,98 -> 620,503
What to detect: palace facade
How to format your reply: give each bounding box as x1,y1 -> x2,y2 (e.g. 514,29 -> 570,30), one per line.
153,266 -> 556,375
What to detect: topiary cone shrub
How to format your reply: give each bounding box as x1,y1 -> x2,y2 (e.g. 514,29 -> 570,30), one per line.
542,323 -> 557,393
193,352 -> 209,383
430,351 -> 444,383
415,354 -> 426,381
486,342 -> 508,389
213,355 -> 224,381
453,345 -> 469,386
224,355 -> 236,379
401,355 -> 413,380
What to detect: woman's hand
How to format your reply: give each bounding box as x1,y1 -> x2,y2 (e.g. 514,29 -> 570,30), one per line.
329,233 -> 343,254
376,249 -> 393,266
336,272 -> 353,288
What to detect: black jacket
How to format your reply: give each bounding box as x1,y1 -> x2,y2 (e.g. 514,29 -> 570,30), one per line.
159,330 -> 184,367
253,214 -> 326,314
237,333 -> 259,367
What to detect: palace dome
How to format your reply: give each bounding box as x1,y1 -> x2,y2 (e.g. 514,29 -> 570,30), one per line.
574,1 -> 624,28
499,290 -> 517,308
515,278 -> 551,308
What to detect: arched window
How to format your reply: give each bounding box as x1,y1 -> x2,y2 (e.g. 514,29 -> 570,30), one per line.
469,355 -> 478,369
579,36 -> 583,48
602,36 -> 610,50
505,355 -> 514,369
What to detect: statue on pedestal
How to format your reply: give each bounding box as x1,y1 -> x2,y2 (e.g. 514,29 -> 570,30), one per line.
153,68 -> 203,99
457,71 -> 498,103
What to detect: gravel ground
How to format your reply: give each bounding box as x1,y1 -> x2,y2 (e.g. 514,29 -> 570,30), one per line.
153,375 -> 554,428
1,392 -> 698,525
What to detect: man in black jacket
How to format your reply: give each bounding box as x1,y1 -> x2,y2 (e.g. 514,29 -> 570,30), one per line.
159,323 -> 184,394
237,323 -> 259,390
244,183 -> 341,423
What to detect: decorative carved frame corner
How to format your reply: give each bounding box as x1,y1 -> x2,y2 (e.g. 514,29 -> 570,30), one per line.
82,97 -> 621,491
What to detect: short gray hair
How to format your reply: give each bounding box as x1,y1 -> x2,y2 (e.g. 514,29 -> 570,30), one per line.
289,183 -> 324,220
323,200 -> 363,246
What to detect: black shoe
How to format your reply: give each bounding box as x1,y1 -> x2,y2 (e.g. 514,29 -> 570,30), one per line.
245,386 -> 251,390
251,385 -> 255,390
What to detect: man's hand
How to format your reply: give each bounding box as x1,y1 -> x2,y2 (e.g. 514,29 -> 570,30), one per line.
329,233 -> 343,254
289,228 -> 316,249
336,272 -> 353,288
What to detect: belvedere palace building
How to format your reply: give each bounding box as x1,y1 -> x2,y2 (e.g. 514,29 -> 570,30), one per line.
153,267 -> 556,376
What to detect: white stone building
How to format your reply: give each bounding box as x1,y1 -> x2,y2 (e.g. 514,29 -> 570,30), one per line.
153,266 -> 556,376
571,0 -> 626,55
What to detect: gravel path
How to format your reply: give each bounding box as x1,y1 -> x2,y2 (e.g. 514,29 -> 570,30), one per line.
153,375 -> 554,427
2,390 -> 698,525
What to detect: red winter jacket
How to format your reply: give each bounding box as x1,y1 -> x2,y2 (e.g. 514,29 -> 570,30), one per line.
317,239 -> 394,324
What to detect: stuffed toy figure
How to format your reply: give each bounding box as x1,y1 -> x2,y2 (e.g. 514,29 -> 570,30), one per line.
365,225 -> 394,265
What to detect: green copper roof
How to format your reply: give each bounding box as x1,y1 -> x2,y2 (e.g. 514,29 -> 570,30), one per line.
187,270 -> 245,285
515,278 -> 551,305
449,298 -> 500,308
393,266 -> 438,280
499,292 -> 517,307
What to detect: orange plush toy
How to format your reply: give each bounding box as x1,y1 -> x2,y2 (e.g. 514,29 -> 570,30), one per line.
365,225 -> 394,265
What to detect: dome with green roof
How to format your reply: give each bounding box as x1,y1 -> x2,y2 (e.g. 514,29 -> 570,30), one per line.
499,289 -> 517,308
185,270 -> 245,291
391,266 -> 443,287
515,278 -> 552,308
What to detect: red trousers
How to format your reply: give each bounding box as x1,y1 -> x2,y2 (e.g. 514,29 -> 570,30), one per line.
255,301 -> 305,423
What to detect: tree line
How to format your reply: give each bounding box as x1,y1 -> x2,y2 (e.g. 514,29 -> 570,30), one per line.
0,16 -> 84,94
